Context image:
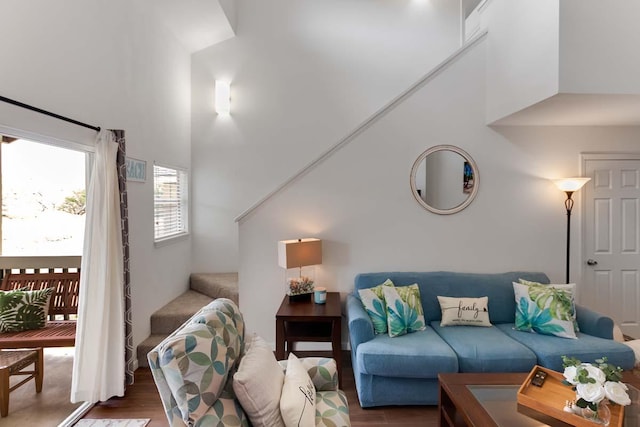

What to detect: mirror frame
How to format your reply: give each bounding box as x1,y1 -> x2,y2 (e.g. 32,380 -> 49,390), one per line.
410,144 -> 479,215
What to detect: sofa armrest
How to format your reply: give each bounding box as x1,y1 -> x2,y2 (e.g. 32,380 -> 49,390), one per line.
346,294 -> 374,352
576,304 -> 614,339
278,357 -> 339,391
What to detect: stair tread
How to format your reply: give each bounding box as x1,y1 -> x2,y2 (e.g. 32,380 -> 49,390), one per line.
151,290 -> 214,317
138,272 -> 239,367
139,334 -> 168,346
190,272 -> 238,302
137,334 -> 168,368
150,290 -> 214,334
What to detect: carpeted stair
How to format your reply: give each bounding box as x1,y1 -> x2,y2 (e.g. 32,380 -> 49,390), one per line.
137,272 -> 238,368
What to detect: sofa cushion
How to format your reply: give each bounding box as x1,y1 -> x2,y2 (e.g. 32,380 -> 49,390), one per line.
356,327 -> 458,378
195,395 -> 250,427
156,301 -> 243,426
233,334 -> 285,427
513,282 -> 577,339
383,284 -> 426,337
191,299 -> 245,359
358,279 -> 394,334
157,322 -> 234,424
430,321 -> 536,372
437,296 -> 491,327
315,390 -> 351,427
354,271 -> 550,324
280,353 -> 316,427
496,323 -> 636,372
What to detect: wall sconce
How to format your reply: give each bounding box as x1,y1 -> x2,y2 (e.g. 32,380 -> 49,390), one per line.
215,80 -> 231,115
553,177 -> 591,283
278,238 -> 322,301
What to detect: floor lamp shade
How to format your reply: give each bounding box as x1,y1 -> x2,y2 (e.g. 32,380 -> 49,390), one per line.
553,178 -> 591,193
278,238 -> 322,269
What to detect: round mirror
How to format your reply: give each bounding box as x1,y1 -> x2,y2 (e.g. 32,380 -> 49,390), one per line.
410,145 -> 479,214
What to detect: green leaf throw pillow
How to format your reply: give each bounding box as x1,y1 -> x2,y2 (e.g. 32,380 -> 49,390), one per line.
383,284 -> 426,338
0,287 -> 53,332
513,282 -> 577,339
358,279 -> 394,334
518,278 -> 579,332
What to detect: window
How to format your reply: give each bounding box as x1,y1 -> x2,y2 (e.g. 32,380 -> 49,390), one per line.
1,137 -> 87,255
154,164 -> 188,242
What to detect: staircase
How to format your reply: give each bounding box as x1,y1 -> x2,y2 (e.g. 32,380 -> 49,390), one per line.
136,272 -> 238,368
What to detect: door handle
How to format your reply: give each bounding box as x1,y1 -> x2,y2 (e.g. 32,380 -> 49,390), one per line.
587,259 -> 598,266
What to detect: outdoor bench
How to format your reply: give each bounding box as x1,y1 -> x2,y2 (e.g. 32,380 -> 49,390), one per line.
0,270 -> 80,349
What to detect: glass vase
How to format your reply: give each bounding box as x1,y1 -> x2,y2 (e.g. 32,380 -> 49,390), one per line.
580,400 -> 611,426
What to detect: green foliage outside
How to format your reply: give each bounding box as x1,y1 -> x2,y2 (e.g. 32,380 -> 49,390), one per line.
58,190 -> 86,215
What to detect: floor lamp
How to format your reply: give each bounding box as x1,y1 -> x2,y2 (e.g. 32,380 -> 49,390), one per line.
554,177 -> 591,283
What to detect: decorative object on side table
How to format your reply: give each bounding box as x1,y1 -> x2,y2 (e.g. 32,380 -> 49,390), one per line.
314,287 -> 327,304
278,238 -> 322,302
561,356 -> 631,425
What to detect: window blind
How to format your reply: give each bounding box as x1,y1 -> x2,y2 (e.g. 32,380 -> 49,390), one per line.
154,165 -> 188,241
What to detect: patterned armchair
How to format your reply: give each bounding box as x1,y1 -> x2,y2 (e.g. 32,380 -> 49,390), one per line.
148,298 -> 350,427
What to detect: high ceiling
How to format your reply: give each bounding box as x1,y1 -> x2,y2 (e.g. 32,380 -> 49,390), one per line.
135,0 -> 236,53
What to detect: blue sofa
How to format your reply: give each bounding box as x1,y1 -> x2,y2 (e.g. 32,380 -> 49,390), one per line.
346,271 -> 635,407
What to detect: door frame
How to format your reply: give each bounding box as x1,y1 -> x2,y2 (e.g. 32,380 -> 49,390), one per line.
580,152 -> 640,305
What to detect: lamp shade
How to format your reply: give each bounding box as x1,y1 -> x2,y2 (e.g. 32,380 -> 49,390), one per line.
554,177 -> 591,192
278,238 -> 322,269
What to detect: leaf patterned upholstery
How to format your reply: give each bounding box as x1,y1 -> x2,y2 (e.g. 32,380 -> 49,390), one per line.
148,298 -> 350,427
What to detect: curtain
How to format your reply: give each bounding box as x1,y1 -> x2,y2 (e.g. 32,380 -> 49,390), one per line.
114,130 -> 134,386
71,129 -> 125,403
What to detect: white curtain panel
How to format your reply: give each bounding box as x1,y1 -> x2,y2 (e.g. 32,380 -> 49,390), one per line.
71,129 -> 125,403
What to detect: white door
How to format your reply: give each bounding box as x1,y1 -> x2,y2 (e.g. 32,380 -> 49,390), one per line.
583,156 -> 640,338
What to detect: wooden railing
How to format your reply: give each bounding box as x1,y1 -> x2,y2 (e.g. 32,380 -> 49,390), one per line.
0,255 -> 81,278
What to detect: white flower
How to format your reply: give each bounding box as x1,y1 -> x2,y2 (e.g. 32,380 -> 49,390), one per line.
563,366 -> 578,385
604,381 -> 631,406
582,363 -> 606,385
576,382 -> 606,404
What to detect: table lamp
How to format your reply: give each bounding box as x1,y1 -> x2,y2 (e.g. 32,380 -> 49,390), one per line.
278,238 -> 322,301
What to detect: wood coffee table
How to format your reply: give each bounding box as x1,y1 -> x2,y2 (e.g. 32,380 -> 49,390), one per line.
439,371 -> 640,427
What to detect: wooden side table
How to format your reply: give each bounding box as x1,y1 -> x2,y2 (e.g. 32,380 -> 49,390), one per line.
0,348 -> 43,417
275,292 -> 343,387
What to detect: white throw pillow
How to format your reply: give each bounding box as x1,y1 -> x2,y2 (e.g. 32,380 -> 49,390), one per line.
437,296 -> 492,327
280,353 -> 316,427
233,334 -> 285,427
623,339 -> 640,367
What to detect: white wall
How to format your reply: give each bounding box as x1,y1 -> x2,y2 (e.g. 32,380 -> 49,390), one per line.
0,0 -> 192,354
559,0 -> 640,94
190,0 -> 462,273
483,0 -> 640,124
484,0 -> 560,124
238,37 -> 640,347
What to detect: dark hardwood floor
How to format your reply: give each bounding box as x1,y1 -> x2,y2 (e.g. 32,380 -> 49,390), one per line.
83,359 -> 439,426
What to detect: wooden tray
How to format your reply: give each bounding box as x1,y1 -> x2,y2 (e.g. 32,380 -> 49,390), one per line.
517,365 -> 624,427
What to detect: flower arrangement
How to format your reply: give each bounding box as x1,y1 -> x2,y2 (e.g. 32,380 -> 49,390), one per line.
562,355 -> 631,412
287,276 -> 314,296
